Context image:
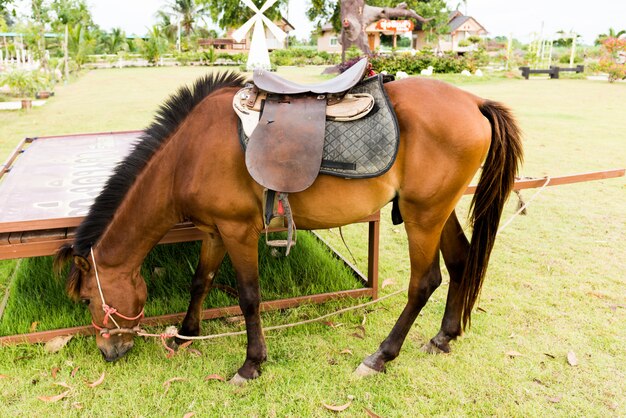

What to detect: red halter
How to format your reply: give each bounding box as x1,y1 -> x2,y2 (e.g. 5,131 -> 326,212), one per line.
90,248 -> 144,338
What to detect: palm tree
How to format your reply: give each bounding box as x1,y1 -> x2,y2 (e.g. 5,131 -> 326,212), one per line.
104,27 -> 127,54
155,10 -> 178,44
595,27 -> 626,45
141,25 -> 169,65
165,0 -> 208,36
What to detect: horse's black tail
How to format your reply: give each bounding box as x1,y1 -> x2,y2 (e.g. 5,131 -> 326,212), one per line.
458,100 -> 524,330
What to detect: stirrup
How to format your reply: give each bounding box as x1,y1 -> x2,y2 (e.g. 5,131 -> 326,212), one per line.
264,190 -> 296,255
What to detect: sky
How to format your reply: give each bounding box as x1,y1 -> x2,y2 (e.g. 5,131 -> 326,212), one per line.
81,0 -> 626,45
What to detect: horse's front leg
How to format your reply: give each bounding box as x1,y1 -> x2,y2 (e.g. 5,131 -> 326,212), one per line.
357,220 -> 444,375
423,211 -> 468,354
220,223 -> 266,384
177,233 -> 226,342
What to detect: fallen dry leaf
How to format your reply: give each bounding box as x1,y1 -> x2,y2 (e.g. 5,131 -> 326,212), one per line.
51,367 -> 60,379
86,372 -> 105,388
567,351 -> 578,366
179,341 -> 193,350
323,401 -> 352,412
71,367 -> 80,377
225,315 -> 244,324
533,378 -> 547,387
586,291 -> 609,299
72,402 -> 83,410
44,335 -> 73,353
30,322 -> 39,332
476,306 -> 487,313
365,408 -> 382,418
38,390 -> 70,403
163,377 -> 188,394
183,413 -> 195,418
187,348 -> 202,357
0,374 -> 12,379
381,278 -> 396,289
204,374 -> 225,382
543,353 -> 555,359
362,315 -> 367,326
53,382 -> 72,389
340,349 -> 353,355
505,350 -> 523,358
547,395 -> 562,403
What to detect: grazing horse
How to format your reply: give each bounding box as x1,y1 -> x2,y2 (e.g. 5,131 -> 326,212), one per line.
54,71 -> 522,383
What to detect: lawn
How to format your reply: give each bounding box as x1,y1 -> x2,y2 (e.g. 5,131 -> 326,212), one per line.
0,66 -> 625,416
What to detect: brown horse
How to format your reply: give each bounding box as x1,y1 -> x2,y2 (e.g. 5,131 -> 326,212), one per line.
54,71 -> 522,383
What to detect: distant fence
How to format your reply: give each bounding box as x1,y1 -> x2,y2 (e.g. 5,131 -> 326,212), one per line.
0,49 -> 40,72
519,65 -> 585,80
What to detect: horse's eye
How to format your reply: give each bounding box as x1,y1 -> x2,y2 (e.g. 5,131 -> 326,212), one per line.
81,299 -> 90,306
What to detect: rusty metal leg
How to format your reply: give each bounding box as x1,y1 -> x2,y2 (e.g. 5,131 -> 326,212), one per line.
367,219 -> 380,300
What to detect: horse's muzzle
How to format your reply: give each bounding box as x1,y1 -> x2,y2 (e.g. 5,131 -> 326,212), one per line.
99,339 -> 134,362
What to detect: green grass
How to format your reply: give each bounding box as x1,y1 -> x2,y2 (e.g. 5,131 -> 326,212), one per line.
0,233 -> 362,336
0,66 -> 625,416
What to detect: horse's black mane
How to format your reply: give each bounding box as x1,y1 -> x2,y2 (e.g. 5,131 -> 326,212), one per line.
69,71 -> 247,257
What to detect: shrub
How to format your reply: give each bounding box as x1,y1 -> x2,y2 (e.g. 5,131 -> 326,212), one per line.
268,48 -> 340,66
0,70 -> 47,98
369,50 -> 482,75
597,37 -> 626,82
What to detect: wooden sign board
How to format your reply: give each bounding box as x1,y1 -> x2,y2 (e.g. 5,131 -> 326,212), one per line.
374,19 -> 414,33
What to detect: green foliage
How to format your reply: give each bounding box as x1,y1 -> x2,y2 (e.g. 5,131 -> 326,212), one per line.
165,0 -> 209,35
141,26 -> 170,65
269,48 -> 340,66
370,49 -> 488,74
0,0 -> 13,13
595,27 -> 626,46
100,27 -> 127,55
68,23 -> 96,69
50,0 -> 92,27
175,48 -> 244,66
467,35 -> 481,44
0,69 -> 48,98
201,0 -> 288,29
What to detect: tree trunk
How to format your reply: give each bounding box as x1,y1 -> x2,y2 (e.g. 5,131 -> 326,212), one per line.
64,24 -> 69,83
340,0 -> 429,59
38,25 -> 48,71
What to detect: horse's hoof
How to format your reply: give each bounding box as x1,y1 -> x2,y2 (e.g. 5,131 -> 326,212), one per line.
421,340 -> 448,354
354,362 -> 379,378
228,373 -> 249,386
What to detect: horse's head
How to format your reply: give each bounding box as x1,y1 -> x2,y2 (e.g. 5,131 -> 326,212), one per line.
55,244 -> 147,362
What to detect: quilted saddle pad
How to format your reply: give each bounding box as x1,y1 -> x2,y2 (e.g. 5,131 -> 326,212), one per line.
238,74 -> 399,179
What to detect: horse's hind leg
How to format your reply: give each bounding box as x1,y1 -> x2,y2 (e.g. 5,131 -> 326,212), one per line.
178,233 -> 226,340
423,210 -> 468,354
357,219 -> 443,375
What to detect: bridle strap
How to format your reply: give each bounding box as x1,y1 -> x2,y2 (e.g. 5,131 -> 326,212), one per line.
90,248 -> 144,338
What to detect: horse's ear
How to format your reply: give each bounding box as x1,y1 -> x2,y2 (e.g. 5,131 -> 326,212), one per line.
73,255 -> 91,273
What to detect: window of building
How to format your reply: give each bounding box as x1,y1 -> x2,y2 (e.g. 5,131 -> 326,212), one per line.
330,36 -> 338,46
